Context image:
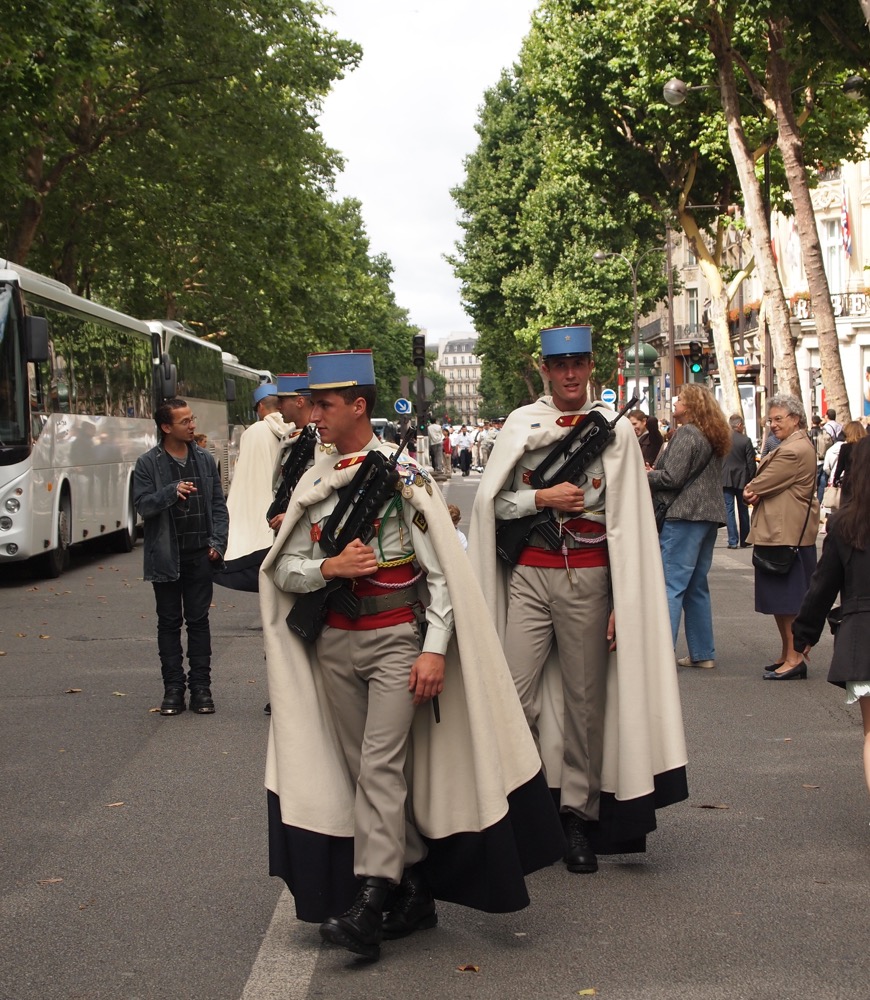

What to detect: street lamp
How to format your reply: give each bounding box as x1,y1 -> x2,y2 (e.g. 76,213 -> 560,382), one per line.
593,244 -> 668,412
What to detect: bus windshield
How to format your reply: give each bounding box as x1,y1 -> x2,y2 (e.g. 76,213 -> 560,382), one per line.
0,284 -> 27,451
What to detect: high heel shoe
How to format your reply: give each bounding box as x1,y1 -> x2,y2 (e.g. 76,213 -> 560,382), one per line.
763,660 -> 807,680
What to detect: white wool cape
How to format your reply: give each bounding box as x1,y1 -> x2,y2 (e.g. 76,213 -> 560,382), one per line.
468,397 -> 688,808
259,444 -> 546,840
224,411 -> 286,560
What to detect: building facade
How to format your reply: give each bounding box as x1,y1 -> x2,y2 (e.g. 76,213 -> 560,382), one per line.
436,334 -> 483,425
641,156 -> 870,439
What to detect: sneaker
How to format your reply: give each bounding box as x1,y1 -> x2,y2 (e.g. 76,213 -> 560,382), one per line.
676,656 -> 715,669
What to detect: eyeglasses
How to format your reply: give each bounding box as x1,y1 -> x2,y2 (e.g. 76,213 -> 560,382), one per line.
768,415 -> 795,424
175,417 -> 197,426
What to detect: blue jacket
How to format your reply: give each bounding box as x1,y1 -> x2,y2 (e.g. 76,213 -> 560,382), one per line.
133,442 -> 229,583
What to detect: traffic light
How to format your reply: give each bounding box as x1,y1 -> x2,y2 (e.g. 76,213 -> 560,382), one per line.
688,341 -> 703,374
412,334 -> 426,368
703,353 -> 717,375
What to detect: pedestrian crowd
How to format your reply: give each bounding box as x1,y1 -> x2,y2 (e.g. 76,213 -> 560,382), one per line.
130,326 -> 869,966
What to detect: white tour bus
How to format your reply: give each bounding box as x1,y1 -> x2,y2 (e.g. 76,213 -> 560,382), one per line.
0,261 -> 245,577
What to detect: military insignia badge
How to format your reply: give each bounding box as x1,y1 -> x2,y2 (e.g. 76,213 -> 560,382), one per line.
412,511 -> 428,533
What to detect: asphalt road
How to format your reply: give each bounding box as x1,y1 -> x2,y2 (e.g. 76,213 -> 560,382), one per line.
1,477 -> 866,1000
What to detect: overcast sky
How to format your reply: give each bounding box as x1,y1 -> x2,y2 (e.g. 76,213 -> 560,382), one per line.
318,1 -> 539,345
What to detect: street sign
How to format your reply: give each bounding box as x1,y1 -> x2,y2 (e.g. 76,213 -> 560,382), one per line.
394,397 -> 412,415
734,356 -> 747,366
408,377 -> 434,397
600,387 -> 617,406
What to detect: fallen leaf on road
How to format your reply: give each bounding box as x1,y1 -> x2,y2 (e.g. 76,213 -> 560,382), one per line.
78,898 -> 96,910
38,878 -> 63,885
39,634 -> 50,639
112,691 -> 127,697
694,803 -> 730,810
577,990 -> 597,997
105,802 -> 125,808
456,965 -> 479,973
16,633 -> 26,637
0,651 -> 6,656
802,784 -> 820,789
64,688 -> 82,694
148,707 -> 160,713
27,586 -> 38,591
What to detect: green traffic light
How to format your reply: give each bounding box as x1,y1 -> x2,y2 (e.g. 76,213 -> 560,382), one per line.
690,362 -> 702,373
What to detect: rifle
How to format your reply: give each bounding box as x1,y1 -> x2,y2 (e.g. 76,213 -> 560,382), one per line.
286,425 -> 415,642
495,396 -> 638,565
266,424 -> 317,524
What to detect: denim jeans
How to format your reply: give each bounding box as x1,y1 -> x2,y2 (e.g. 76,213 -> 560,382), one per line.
152,548 -> 214,689
659,519 -> 718,660
722,487 -> 750,547
816,466 -> 827,504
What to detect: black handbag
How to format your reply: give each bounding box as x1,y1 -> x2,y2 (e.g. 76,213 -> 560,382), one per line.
751,492 -> 814,576
751,544 -> 798,575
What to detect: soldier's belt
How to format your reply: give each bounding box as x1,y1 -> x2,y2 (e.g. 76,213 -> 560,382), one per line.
327,583 -> 420,619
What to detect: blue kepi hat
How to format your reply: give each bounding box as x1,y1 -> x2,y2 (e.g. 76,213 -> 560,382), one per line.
540,325 -> 593,358
308,350 -> 376,389
275,373 -> 310,396
252,383 -> 278,405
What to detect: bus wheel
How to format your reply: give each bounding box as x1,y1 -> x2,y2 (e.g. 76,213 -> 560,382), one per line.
36,494 -> 71,579
112,485 -> 137,553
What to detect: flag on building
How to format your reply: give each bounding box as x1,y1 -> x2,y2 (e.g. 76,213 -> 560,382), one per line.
841,179 -> 852,258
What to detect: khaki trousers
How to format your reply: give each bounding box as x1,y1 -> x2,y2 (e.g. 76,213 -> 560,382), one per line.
504,563 -> 610,821
316,620 -> 426,883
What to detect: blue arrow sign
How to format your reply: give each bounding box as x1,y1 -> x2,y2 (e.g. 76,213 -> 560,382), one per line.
600,388 -> 617,406
394,397 -> 412,415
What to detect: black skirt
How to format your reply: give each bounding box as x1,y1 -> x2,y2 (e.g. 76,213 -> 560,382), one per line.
754,544 -> 817,615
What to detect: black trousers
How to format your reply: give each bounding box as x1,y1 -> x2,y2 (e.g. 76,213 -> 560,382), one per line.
459,450 -> 471,475
153,548 -> 213,689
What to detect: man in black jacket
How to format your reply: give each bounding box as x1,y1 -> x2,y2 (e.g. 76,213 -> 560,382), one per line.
722,414 -> 756,549
133,398 -> 229,716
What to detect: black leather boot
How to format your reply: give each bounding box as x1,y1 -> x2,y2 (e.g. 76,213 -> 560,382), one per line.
564,814 -> 598,874
189,687 -> 215,714
159,686 -> 186,716
382,866 -> 437,939
320,877 -> 390,959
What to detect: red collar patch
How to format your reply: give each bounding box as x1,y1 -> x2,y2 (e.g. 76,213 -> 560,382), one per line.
333,454 -> 366,471
556,414 -> 587,428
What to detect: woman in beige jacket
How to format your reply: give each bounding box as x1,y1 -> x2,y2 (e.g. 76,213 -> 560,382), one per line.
744,394 -> 820,680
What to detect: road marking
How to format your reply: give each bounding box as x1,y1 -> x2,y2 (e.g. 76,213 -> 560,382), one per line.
241,889 -> 319,999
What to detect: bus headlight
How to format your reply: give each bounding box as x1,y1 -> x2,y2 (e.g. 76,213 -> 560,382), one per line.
0,516 -> 12,530
5,498 -> 20,513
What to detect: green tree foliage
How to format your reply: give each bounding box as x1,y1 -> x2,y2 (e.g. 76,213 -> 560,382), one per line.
0,1 -> 418,380
451,49 -> 670,412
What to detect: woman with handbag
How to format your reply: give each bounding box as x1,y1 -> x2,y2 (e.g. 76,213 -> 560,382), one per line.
648,384 -> 730,668
743,394 -> 820,680
793,435 -> 870,801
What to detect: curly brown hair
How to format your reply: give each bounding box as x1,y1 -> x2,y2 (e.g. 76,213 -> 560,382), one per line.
677,384 -> 732,457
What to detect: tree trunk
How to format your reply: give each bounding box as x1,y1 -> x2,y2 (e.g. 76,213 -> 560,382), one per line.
767,21 -> 850,417
679,210 -> 743,418
861,0 -> 870,33
708,11 -> 801,402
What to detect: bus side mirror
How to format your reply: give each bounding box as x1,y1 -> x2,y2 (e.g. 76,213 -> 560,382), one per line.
25,316 -> 49,362
225,377 -> 236,403
160,353 -> 177,398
